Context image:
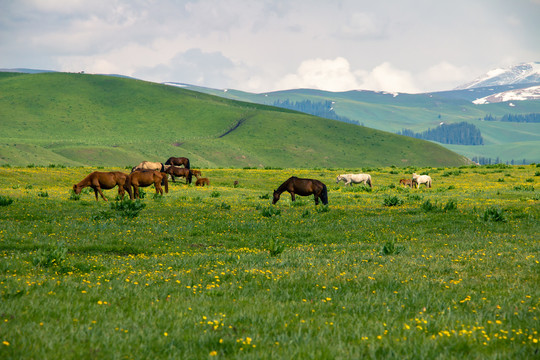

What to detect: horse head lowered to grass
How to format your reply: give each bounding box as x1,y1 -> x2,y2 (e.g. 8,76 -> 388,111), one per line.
272,176 -> 328,205
73,171 -> 133,201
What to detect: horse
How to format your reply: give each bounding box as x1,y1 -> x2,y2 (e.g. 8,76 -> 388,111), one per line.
191,169 -> 202,178
336,173 -> 372,187
412,173 -> 432,188
131,161 -> 168,173
399,178 -> 413,187
129,170 -> 169,199
164,157 -> 190,169
195,178 -> 210,186
164,165 -> 193,184
273,176 -> 328,205
73,171 -> 133,201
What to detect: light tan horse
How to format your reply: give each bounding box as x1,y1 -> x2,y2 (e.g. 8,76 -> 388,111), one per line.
129,170 -> 169,199
73,171 -> 133,201
131,161 -> 170,173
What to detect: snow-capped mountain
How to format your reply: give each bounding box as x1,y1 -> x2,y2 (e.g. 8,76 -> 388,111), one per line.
472,85 -> 540,104
456,62 -> 540,90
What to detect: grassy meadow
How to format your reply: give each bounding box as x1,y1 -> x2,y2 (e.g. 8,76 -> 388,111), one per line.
0,165 -> 538,359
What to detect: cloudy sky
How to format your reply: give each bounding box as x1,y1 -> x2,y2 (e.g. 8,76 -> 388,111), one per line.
1,0 -> 539,93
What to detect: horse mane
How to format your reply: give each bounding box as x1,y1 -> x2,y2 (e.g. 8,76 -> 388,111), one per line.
164,157 -> 171,165
275,177 -> 295,193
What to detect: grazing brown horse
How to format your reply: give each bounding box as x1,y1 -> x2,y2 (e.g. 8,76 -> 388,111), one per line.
164,165 -> 193,184
73,171 -> 133,201
272,176 -> 328,205
164,157 -> 190,169
129,170 -> 169,199
399,178 -> 413,187
195,178 -> 209,186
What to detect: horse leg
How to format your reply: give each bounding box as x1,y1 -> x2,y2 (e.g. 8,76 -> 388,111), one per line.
155,181 -> 163,196
95,186 -> 108,201
133,185 -> 140,199
290,192 -> 296,202
118,186 -> 125,200
314,194 -> 319,205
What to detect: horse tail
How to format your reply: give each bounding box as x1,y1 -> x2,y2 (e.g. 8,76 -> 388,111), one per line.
164,158 -> 171,165
320,183 -> 328,205
186,158 -> 190,169
162,173 -> 169,193
367,176 -> 372,187
188,170 -> 193,184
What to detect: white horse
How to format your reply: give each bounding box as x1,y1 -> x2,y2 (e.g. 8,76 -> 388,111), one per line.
412,173 -> 432,188
336,173 -> 372,187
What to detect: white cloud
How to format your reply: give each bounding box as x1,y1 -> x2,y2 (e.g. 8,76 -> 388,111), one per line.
275,57 -> 360,91
357,62 -> 419,93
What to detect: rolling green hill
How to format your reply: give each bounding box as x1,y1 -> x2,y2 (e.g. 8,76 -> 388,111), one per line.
0,72 -> 470,168
175,84 -> 540,164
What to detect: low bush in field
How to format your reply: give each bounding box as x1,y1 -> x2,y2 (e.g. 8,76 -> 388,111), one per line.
261,206 -> 281,217
0,194 -> 14,206
482,207 -> 506,222
110,199 -> 146,218
383,195 -> 403,206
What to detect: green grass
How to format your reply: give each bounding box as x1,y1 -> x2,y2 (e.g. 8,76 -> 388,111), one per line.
0,165 -> 538,359
0,72 -> 469,168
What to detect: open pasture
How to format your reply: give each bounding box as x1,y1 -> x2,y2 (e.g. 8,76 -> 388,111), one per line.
0,165 -> 538,359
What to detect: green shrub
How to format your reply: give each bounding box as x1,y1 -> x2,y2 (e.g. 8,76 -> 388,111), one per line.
259,193 -> 270,199
261,206 -> 281,217
482,207 -> 506,222
110,199 -> 146,218
421,199 -> 437,212
0,195 -> 14,206
443,199 -> 458,211
380,240 -> 404,255
383,195 -> 403,207
220,202 -> 231,210
32,243 -> 67,268
513,185 -> 534,191
68,190 -> 81,201
210,191 -> 221,198
267,238 -> 285,257
316,204 -> 330,213
37,190 -> 49,198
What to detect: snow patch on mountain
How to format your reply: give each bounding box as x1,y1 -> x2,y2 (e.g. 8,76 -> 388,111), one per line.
472,85 -> 540,104
457,62 -> 540,90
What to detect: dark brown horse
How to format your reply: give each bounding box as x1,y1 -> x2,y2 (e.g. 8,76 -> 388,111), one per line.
195,178 -> 209,186
129,170 -> 169,199
164,165 -> 193,184
73,171 -> 133,201
399,178 -> 413,187
165,157 -> 190,169
272,176 -> 328,205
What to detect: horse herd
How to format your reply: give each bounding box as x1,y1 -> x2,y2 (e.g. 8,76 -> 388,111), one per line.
72,158 -> 433,205
72,157 -> 207,201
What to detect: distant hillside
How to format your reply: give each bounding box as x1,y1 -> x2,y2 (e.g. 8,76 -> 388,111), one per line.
171,82 -> 540,164
0,72 -> 469,168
